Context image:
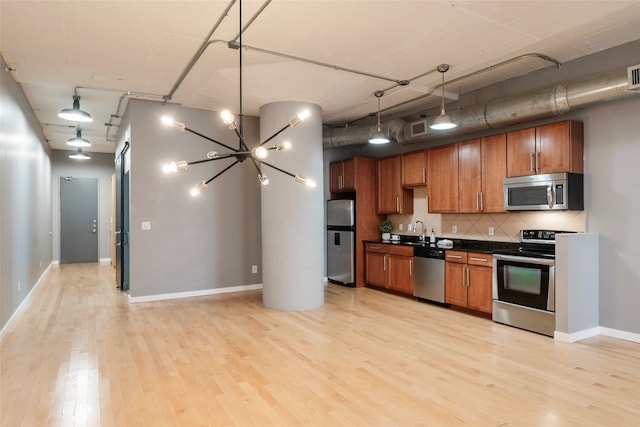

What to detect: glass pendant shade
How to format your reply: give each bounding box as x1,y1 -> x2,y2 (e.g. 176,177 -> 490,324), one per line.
59,95 -> 93,123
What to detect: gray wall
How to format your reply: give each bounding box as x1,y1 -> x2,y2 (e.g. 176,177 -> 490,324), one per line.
125,99 -> 262,298
51,150 -> 115,261
0,56 -> 52,331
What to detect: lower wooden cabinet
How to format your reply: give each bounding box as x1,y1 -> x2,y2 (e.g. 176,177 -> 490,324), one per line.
365,243 -> 414,295
445,250 -> 492,313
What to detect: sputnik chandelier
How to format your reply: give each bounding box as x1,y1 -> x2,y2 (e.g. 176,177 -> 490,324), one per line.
160,0 -> 315,196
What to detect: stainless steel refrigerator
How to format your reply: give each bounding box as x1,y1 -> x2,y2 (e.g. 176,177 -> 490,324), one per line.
326,199 -> 355,287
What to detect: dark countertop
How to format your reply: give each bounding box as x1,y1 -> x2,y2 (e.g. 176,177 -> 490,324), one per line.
365,237 -> 519,254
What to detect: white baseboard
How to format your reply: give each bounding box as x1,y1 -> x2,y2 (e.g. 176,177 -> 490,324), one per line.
0,261 -> 53,339
128,283 -> 263,303
555,326 -> 640,343
599,327 -> 640,343
99,258 -> 111,263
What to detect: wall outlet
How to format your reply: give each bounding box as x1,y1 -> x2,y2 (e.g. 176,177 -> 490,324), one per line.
452,225 -> 457,234
408,223 -> 413,232
398,223 -> 403,231
252,265 -> 258,274
488,227 -> 495,236
141,221 -> 151,230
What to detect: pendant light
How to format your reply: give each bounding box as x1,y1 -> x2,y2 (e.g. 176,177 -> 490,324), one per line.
66,128 -> 91,147
369,91 -> 390,144
430,64 -> 457,130
69,147 -> 90,160
58,95 -> 93,123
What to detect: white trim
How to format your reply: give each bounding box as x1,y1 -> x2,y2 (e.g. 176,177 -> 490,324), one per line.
599,327 -> 640,343
0,261 -> 53,339
555,326 -> 640,343
99,258 -> 111,263
554,327 -> 599,343
128,284 -> 263,304
52,260 -> 60,265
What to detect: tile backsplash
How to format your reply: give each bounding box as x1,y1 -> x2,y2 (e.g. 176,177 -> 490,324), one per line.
388,187 -> 586,242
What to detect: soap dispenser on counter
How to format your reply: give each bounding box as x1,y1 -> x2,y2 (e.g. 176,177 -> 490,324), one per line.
430,228 -> 436,244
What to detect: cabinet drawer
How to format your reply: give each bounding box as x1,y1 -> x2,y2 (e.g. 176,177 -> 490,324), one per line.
467,252 -> 492,266
365,243 -> 388,254
388,245 -> 414,256
445,250 -> 468,263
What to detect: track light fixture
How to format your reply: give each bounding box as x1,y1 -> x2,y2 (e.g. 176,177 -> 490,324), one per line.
430,64 -> 457,130
369,91 -> 390,144
160,0 -> 315,197
66,128 -> 91,147
58,95 -> 93,123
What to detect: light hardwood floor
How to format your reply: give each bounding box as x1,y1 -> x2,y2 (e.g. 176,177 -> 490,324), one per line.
1,262 -> 638,426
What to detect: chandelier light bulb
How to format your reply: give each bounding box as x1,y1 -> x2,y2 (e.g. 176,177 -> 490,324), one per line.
252,146 -> 269,159
161,115 -> 186,131
258,174 -> 269,185
162,160 -> 188,174
276,141 -> 292,151
289,109 -> 310,127
294,175 -> 317,188
190,181 -> 207,196
206,151 -> 219,159
220,110 -> 237,129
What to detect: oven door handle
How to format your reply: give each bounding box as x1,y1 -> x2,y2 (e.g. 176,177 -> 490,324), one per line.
493,253 -> 555,266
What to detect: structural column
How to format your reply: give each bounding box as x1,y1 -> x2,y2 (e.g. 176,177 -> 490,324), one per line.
259,101 -> 324,311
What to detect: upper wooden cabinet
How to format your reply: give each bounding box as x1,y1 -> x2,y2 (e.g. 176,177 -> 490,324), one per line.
428,134 -> 508,213
329,158 -> 355,192
507,120 -> 584,177
427,144 -> 459,213
401,150 -> 428,187
376,155 -> 413,214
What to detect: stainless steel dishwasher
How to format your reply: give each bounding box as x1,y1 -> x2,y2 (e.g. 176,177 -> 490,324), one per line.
413,245 -> 447,304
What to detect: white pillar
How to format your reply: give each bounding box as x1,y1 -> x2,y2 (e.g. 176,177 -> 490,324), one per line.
259,101 -> 324,311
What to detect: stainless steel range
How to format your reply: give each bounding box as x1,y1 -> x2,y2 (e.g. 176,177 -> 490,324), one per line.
492,230 -> 566,337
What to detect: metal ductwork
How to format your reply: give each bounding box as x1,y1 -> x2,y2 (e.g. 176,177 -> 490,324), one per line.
322,66 -> 639,148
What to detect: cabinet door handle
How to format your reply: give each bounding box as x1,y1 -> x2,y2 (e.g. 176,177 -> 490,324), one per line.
339,175 -> 343,189
535,151 -> 540,173
383,255 -> 387,271
469,257 -> 488,262
422,167 -> 426,184
466,266 -> 470,286
529,152 -> 535,172
370,246 -> 380,250
447,255 -> 463,259
476,192 -> 480,211
479,192 -> 484,211
396,197 -> 400,212
409,259 -> 413,276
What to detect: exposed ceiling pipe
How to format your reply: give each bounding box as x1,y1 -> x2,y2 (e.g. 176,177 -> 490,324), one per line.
323,66 -> 638,148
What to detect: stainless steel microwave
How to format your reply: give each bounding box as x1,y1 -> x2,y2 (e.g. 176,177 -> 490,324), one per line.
504,172 -> 584,211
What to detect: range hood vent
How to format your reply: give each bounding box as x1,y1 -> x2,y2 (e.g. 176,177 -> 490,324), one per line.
629,65 -> 640,90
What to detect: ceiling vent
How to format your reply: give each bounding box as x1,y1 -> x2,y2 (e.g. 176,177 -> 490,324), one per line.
628,65 -> 640,90
410,119 -> 429,137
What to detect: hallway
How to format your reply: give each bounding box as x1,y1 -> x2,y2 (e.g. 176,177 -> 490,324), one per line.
1,263 -> 639,426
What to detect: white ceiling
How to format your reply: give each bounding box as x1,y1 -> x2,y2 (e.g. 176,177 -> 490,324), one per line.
2,1 -> 640,154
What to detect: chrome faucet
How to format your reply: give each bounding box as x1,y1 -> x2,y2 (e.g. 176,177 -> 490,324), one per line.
415,220 -> 425,241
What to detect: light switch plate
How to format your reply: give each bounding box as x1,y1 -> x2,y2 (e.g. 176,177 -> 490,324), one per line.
141,221 -> 151,230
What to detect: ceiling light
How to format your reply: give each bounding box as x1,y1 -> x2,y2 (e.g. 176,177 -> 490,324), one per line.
66,128 -> 91,147
430,64 -> 457,130
69,147 -> 90,160
369,91 -> 390,144
58,95 -> 93,123
160,0 -> 315,196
